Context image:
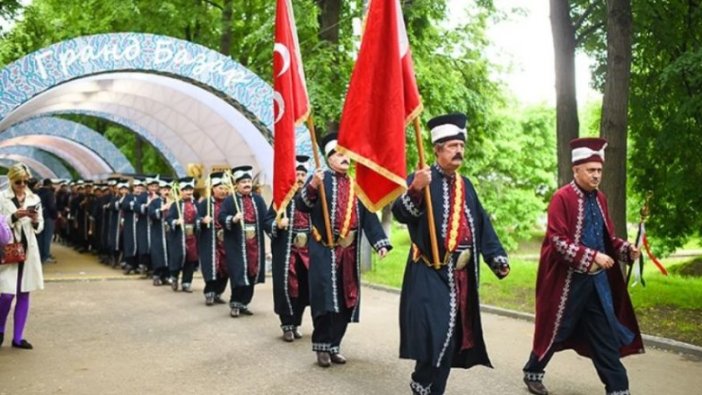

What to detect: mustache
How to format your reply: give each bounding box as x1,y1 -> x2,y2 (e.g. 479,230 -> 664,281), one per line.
341,160 -> 350,165
452,153 -> 463,161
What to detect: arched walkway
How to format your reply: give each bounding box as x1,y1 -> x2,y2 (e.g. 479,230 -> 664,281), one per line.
0,146 -> 69,178
2,117 -> 134,174
0,33 -> 313,182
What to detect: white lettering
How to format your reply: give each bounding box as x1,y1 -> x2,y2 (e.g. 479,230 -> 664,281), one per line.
59,49 -> 78,75
122,37 -> 141,61
172,48 -> 192,65
34,51 -> 54,80
154,40 -> 174,64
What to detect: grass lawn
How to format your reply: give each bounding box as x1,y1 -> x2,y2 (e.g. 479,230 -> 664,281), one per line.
364,227 -> 702,346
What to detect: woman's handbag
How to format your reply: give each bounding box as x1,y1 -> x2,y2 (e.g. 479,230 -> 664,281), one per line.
0,233 -> 25,265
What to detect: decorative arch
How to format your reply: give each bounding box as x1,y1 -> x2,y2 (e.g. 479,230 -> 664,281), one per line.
0,159 -> 48,179
0,33 -> 313,182
2,117 -> 134,174
0,146 -> 70,178
0,138 -> 111,177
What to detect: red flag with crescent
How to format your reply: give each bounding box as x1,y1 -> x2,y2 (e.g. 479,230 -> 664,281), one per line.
273,0 -> 310,216
337,0 -> 422,212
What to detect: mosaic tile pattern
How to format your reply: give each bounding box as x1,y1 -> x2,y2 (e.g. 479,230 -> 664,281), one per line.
0,33 -> 314,173
0,146 -> 71,178
3,116 -> 134,174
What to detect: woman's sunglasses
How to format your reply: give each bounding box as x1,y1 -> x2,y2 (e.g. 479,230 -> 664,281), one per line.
13,179 -> 29,185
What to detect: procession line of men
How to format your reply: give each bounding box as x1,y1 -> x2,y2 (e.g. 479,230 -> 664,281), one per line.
55,112 -> 643,395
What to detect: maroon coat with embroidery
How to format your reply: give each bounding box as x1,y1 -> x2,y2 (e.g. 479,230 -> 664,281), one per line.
532,181 -> 644,360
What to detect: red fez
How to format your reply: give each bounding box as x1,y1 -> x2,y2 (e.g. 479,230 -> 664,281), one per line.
570,137 -> 607,165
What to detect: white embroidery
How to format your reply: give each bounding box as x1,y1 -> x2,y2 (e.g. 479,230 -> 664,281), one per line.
410,381 -> 432,395
436,261 -> 457,368
544,269 -> 573,357
523,372 -> 545,382
401,192 -> 422,217
282,202 -> 295,316
330,174 -> 339,313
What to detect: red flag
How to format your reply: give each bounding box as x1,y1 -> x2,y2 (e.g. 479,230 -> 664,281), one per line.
273,0 -> 310,216
337,0 -> 422,212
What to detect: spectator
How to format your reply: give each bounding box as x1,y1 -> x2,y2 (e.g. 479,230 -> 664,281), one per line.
0,162 -> 44,350
36,179 -> 58,264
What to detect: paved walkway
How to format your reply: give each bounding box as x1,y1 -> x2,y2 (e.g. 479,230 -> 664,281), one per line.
0,244 -> 700,394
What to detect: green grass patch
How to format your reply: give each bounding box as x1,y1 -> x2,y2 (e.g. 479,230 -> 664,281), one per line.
365,228 -> 702,346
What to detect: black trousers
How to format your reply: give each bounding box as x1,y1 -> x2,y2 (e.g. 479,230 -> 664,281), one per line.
410,310 -> 458,395
279,258 -> 310,329
230,275 -> 256,308
523,276 -> 629,393
139,253 -> 151,270
171,260 -> 196,284
311,307 -> 352,355
204,276 -> 228,296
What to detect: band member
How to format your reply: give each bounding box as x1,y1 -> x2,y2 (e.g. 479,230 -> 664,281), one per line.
392,113 -> 510,394
296,132 -> 391,368
167,177 -> 199,293
198,172 -> 229,305
522,137 -> 643,395
135,176 -> 159,275
121,178 -> 143,274
264,155 -> 312,342
107,180 -> 129,268
148,177 -> 172,286
218,166 -> 267,317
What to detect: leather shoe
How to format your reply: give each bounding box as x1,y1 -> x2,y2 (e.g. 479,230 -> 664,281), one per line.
523,378 -> 548,395
316,351 -> 331,368
293,328 -> 302,339
12,339 -> 33,350
230,307 -> 240,317
283,331 -> 295,342
330,353 -> 346,364
171,278 -> 179,292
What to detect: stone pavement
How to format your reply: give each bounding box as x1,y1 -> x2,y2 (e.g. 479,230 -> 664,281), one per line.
0,244 -> 700,394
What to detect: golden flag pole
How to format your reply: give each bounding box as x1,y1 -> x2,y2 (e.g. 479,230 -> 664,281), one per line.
305,116 -> 334,247
413,118 -> 441,269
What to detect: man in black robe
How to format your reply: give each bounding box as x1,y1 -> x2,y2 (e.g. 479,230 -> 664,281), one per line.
198,172 -> 230,305
392,113 -> 510,394
218,166 -> 267,317
296,132 -> 391,368
264,155 -> 312,342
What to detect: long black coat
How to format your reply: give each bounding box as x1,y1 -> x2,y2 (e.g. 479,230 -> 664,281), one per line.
107,195 -> 124,252
392,166 -> 508,369
166,200 -> 199,271
197,197 -> 224,282
263,198 -> 311,317
295,171 -> 391,322
217,192 -> 267,287
135,192 -> 151,256
148,197 -> 169,270
121,194 -> 138,258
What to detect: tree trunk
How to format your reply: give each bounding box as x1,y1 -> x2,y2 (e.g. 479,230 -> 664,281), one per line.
550,0 -> 580,187
381,205 -> 393,239
316,0 -> 342,43
599,0 -> 632,239
219,0 -> 233,55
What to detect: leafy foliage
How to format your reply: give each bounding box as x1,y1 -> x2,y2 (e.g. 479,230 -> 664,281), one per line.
0,0 -> 558,247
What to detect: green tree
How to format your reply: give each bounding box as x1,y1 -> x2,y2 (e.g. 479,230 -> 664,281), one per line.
626,1 -> 702,254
